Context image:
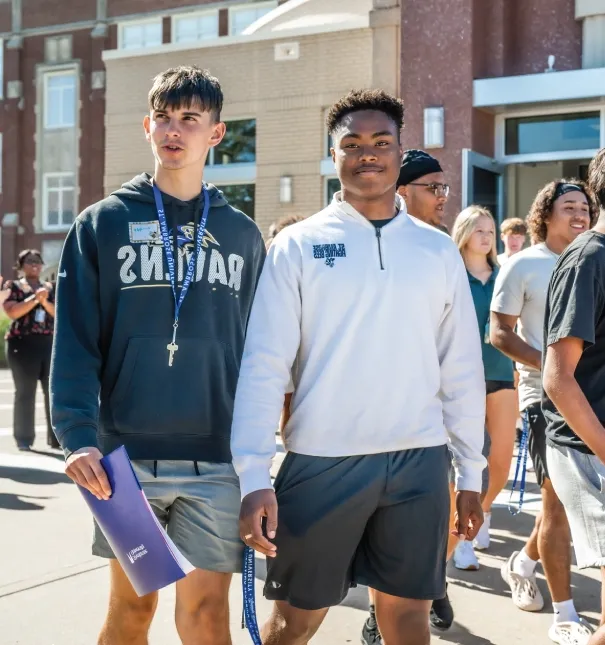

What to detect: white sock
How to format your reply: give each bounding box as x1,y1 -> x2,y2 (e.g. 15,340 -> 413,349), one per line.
513,548 -> 538,577
553,599 -> 580,624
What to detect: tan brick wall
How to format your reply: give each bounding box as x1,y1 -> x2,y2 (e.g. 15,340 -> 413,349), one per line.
104,29 -> 374,236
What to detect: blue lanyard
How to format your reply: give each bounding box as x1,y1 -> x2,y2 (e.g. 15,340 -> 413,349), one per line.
508,410 -> 530,515
242,546 -> 262,644
152,182 -> 209,362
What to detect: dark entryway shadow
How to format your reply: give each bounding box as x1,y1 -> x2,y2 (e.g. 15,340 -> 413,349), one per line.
29,448 -> 64,461
436,622 -> 496,645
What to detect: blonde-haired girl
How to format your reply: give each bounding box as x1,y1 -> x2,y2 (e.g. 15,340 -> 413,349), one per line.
450,206 -> 516,571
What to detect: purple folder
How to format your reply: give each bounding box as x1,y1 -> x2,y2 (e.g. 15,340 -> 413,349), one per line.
78,445 -> 194,597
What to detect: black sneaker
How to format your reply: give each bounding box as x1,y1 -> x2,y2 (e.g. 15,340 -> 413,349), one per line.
430,585 -> 454,631
361,616 -> 382,644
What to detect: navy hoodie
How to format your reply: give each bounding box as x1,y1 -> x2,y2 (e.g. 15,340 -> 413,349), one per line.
50,173 -> 266,462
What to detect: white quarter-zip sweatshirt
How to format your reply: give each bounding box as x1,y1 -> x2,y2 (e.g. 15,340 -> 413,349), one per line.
231,195 -> 486,498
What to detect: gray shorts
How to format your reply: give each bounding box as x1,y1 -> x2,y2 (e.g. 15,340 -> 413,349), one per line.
546,443 -> 605,569
92,460 -> 243,573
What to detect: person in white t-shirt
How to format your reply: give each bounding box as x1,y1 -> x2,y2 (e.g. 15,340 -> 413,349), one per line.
490,179 -> 597,645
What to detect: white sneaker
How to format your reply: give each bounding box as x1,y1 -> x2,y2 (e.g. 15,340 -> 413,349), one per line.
473,512 -> 491,551
453,540 -> 480,570
548,619 -> 593,644
500,551 -> 544,611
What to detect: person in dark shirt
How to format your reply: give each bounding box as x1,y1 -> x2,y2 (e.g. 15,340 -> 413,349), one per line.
50,66 -> 265,644
543,149 -> 605,645
3,249 -> 56,451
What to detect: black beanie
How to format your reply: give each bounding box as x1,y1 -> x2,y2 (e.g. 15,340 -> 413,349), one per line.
397,149 -> 443,188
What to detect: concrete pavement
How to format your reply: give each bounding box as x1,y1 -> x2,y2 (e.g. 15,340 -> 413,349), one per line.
0,368 -> 602,644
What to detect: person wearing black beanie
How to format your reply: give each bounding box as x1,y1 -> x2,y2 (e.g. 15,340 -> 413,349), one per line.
397,149 -> 449,230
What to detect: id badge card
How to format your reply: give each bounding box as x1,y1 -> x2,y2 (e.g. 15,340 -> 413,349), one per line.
34,308 -> 46,324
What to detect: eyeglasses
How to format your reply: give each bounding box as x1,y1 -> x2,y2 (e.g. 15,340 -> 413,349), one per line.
408,182 -> 450,198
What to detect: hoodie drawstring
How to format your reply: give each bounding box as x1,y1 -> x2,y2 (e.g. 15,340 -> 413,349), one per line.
153,460 -> 158,478
194,461 -> 200,476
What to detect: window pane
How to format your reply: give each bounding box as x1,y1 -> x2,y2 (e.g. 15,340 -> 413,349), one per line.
505,112 -> 600,155
175,17 -> 197,42
143,21 -> 162,46
175,14 -> 218,42
231,6 -> 274,35
219,184 -> 255,219
47,189 -> 60,227
61,173 -> 75,188
122,24 -> 143,49
61,189 -> 75,226
326,178 -> 340,205
213,119 -> 256,165
46,73 -> 76,128
46,175 -> 61,189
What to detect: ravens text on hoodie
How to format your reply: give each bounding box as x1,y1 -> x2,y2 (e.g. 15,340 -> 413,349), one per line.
50,173 -> 266,462
231,194 -> 487,498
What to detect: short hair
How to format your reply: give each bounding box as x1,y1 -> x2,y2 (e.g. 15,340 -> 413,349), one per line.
326,89 -> 405,136
500,217 -> 527,237
148,66 -> 223,121
588,148 -> 605,211
452,205 -> 498,267
526,178 -> 597,244
266,214 -> 306,248
14,249 -> 43,271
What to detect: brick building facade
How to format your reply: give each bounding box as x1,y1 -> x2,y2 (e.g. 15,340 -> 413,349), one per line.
0,0 -> 298,279
400,0 -> 604,230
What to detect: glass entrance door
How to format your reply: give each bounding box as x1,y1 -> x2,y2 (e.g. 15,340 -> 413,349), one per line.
462,149 -> 506,225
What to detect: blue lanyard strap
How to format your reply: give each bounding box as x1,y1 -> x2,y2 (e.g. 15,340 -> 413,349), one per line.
242,546 -> 262,644
152,182 -> 209,326
508,410 -> 530,515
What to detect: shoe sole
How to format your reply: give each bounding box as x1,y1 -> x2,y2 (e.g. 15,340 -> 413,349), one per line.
454,563 -> 480,571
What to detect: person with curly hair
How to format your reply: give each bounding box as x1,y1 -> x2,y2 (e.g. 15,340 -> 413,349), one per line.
490,178 -> 596,644
542,149 -> 605,645
231,89 -> 486,645
3,249 -> 56,451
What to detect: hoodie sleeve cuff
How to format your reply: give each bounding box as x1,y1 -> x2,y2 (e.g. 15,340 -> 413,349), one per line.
237,466 -> 274,500
59,425 -> 99,459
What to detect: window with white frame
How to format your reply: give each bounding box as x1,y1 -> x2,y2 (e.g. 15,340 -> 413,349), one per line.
173,11 -> 219,43
325,177 -> 340,206
119,19 -> 162,50
43,172 -> 75,230
44,70 -> 76,129
229,2 -> 277,35
218,184 -> 255,219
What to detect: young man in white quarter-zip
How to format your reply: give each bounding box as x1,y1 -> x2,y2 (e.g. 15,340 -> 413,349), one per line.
231,89 -> 486,645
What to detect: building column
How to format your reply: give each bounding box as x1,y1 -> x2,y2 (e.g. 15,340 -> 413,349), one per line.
370,0 -> 400,97
576,0 -> 605,68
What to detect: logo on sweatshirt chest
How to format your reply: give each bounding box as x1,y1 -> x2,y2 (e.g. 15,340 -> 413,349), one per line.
119,221 -> 244,293
313,243 -> 346,268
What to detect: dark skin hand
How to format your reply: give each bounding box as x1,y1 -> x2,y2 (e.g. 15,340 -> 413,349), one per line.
240,489 -> 278,557
451,490 -> 484,541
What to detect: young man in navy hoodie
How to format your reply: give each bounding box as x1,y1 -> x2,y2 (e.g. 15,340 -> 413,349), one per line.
50,66 -> 265,645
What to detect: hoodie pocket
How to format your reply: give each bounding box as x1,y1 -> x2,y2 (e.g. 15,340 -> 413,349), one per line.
109,336 -> 237,437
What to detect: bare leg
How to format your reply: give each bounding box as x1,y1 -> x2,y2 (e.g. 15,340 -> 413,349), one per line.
174,569 -> 232,645
539,479 -> 572,603
261,601 -> 328,645
482,389 -> 517,511
375,590 -> 431,645
523,512 -> 542,561
98,560 -> 158,645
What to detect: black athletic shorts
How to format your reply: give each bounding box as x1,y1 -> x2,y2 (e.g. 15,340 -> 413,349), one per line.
525,401 -> 549,487
264,445 -> 450,610
486,379 -> 515,395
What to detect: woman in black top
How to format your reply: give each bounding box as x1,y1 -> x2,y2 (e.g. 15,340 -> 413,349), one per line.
3,249 -> 56,451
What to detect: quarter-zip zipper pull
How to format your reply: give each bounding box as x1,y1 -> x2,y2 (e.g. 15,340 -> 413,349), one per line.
375,228 -> 385,271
